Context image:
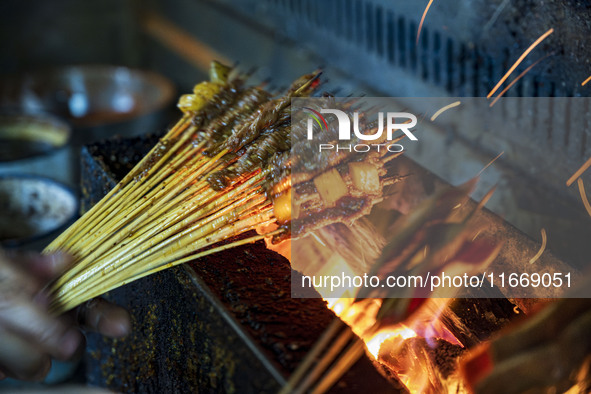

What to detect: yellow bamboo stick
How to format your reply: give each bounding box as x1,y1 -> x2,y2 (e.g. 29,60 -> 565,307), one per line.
45,115 -> 192,251
51,202 -> 273,312
57,125 -> 199,251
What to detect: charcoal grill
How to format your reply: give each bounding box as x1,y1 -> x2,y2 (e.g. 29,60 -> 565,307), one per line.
79,133 -> 574,392
80,135 -> 407,393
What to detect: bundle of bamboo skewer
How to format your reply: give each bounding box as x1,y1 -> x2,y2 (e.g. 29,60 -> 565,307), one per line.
44,61 -> 398,314
44,62 -> 316,313
43,61 -> 430,317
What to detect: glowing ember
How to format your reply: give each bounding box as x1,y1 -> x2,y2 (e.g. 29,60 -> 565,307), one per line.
366,326 -> 417,359
487,28 -> 554,99
417,0 -> 435,45
320,280 -> 466,392
430,101 -> 461,122
489,54 -> 552,107
271,180 -> 500,392
528,228 -> 547,264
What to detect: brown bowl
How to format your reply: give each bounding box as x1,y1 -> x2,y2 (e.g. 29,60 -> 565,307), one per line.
0,65 -> 175,126
0,65 -> 176,145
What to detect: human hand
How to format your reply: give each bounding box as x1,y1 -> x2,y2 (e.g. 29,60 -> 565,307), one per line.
0,251 -> 130,381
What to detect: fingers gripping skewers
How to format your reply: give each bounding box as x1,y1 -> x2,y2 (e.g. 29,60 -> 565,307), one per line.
43,62 -> 408,314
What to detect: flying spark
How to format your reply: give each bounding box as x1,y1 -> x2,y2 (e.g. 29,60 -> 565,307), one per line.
478,151 -> 505,176
489,54 -> 552,107
431,101 -> 461,121
529,228 -> 547,264
577,178 -> 591,218
482,0 -> 511,33
582,75 -> 591,87
417,0 -> 434,45
487,28 -> 554,99
566,156 -> 591,187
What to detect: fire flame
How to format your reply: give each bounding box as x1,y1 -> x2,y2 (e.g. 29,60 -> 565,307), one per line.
324,294 -> 465,393
366,326 -> 417,359
268,234 -> 467,392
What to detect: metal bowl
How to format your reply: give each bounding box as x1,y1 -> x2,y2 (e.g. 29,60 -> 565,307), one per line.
0,175 -> 77,250
0,65 -> 175,144
0,113 -> 70,162
0,113 -> 75,186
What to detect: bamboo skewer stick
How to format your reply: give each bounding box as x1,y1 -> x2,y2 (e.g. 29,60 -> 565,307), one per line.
293,327 -> 356,394
53,153 -> 238,302
50,176 -> 270,308
104,195 -> 268,274
71,182 -> 214,268
124,227 -> 283,284
52,173 -> 211,287
286,303 -> 377,394
45,115 -> 192,251
311,337 -> 370,394
51,209 -> 275,313
52,220 -> 278,313
279,319 -> 346,394
51,187 -> 265,300
54,138 -> 213,284
70,165 -> 264,275
76,189 -> 265,291
56,125 -> 199,252
69,149 -> 217,256
45,68 -> 329,316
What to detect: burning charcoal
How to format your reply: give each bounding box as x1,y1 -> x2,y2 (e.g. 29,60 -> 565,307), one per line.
378,337 -> 465,379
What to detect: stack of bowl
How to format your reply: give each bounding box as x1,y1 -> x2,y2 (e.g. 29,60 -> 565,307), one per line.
0,65 -> 175,249
0,65 -> 175,144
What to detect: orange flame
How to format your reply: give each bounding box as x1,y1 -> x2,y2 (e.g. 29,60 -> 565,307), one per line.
366,326 -> 417,359
266,238 -> 467,392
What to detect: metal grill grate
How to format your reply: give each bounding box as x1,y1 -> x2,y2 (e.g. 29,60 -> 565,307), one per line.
250,0 -> 566,98
198,0 -> 591,162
